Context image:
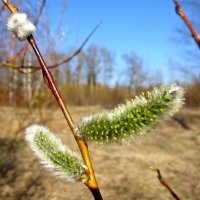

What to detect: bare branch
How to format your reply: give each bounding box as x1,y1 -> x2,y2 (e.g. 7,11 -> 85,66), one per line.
34,0 -> 46,26
172,0 -> 200,48
56,0 -> 68,34
151,167 -> 181,200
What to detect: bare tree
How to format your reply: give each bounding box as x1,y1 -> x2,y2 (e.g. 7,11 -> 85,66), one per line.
75,52 -> 84,86
123,52 -> 147,95
100,47 -> 114,86
85,44 -> 100,87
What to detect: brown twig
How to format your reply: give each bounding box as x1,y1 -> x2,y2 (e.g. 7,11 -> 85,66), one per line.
172,0 -> 200,48
151,167 -> 181,200
3,1 -> 103,200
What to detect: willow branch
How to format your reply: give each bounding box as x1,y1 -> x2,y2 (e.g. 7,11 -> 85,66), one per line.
172,0 -> 200,48
151,167 -> 181,200
3,1 -> 103,199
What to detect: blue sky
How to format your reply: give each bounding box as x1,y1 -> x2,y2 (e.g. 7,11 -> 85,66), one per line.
41,0 -> 196,84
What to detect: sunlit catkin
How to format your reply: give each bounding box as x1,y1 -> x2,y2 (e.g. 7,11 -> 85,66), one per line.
25,125 -> 87,182
77,83 -> 184,143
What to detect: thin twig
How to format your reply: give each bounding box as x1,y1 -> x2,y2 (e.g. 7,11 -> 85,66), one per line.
0,3 -> 5,10
56,0 -> 68,35
151,167 -> 181,200
172,0 -> 200,48
34,0 -> 46,26
9,45 -> 28,63
3,1 -> 103,199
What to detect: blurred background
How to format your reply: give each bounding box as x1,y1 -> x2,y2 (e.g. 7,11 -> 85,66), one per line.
0,0 -> 200,199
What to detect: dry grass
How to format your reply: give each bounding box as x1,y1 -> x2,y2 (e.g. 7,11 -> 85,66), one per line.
0,106 -> 200,200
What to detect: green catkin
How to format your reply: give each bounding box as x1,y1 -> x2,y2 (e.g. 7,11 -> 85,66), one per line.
25,125 -> 87,182
77,83 -> 184,143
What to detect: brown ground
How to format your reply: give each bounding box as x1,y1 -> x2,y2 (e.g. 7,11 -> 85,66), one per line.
0,106 -> 200,200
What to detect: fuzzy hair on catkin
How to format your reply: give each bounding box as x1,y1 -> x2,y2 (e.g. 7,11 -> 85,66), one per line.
77,83 -> 184,143
25,125 -> 87,182
7,13 -> 35,41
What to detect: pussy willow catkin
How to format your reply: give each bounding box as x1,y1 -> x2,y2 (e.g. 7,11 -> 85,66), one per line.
25,125 -> 87,182
77,83 -> 184,143
7,13 -> 35,41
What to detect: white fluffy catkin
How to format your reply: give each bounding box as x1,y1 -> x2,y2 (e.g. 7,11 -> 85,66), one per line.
7,13 -> 36,41
25,125 -> 86,182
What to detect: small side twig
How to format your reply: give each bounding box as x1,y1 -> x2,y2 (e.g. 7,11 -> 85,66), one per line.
150,167 -> 181,200
172,0 -> 200,48
172,114 -> 190,130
